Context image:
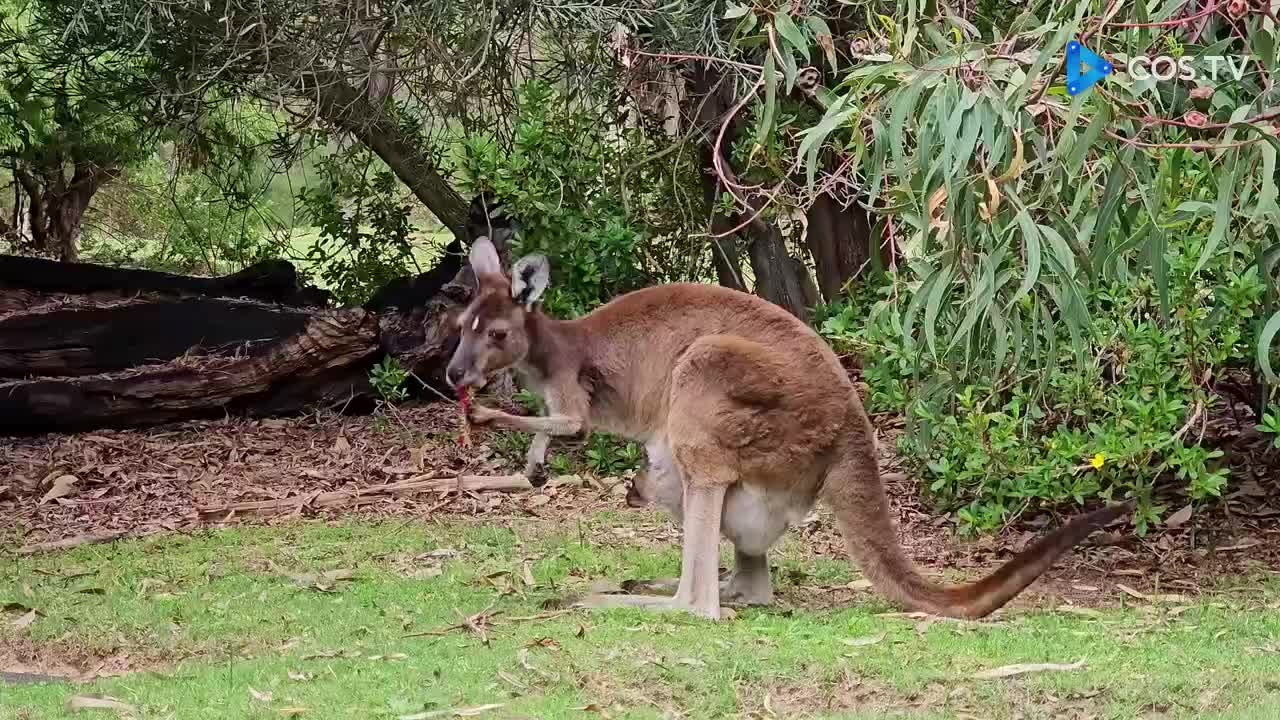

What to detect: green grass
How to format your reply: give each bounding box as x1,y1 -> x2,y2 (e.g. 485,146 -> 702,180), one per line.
2,516 -> 1279,719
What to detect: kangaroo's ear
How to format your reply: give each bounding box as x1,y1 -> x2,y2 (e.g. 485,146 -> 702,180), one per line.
468,237 -> 501,276
510,254 -> 550,309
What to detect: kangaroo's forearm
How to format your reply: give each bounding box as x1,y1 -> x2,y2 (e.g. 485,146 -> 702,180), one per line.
486,410 -> 584,436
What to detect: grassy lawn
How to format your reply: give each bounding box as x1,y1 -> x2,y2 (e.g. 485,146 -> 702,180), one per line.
3,513 -> 1278,720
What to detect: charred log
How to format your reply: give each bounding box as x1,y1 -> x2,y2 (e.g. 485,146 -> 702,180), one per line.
0,298 -> 311,378
0,292 -> 464,434
0,254 -> 331,307
0,194 -> 519,434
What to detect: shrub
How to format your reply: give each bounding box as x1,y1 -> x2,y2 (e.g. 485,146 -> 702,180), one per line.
454,80 -> 702,317
821,220 -> 1271,535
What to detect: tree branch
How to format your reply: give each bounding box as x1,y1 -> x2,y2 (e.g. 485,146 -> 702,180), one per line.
308,70 -> 469,239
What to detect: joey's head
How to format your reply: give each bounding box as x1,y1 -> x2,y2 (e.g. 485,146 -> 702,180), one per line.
445,237 -> 550,390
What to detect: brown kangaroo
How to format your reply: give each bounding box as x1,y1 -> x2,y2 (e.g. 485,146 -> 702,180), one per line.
446,238 -> 1132,620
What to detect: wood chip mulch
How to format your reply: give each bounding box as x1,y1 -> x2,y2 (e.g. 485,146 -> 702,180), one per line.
2,398 -> 1278,610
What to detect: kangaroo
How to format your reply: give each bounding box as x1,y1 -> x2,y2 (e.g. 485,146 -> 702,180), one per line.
446,237 -> 1133,620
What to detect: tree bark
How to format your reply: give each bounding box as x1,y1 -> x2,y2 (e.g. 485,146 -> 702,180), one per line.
804,192 -> 884,303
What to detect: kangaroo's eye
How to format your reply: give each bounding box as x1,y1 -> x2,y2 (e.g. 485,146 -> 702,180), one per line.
489,328 -> 507,342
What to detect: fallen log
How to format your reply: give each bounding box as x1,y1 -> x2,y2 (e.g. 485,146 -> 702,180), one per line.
0,294 -> 467,434
0,254 -> 331,307
0,297 -> 312,378
0,195 -> 511,434
195,473 -> 533,519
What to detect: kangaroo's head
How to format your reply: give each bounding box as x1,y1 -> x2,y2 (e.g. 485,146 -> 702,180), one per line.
445,237 -> 550,390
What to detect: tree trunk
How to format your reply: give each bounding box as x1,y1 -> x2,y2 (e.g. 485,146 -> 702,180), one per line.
697,144 -> 745,291
0,307 -> 382,434
12,162 -> 118,263
804,193 -> 884,303
687,64 -> 812,318
0,197 -> 511,434
0,297 -> 313,378
0,278 -> 467,435
744,221 -> 813,322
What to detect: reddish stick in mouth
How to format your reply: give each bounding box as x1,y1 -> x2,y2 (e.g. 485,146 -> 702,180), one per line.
456,385 -> 473,447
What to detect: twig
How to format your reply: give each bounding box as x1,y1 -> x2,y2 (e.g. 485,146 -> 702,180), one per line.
195,474 -> 532,519
16,529 -> 138,555
404,601 -> 500,642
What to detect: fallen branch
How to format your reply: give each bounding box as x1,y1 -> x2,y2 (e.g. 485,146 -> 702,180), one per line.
16,529 -> 137,555
404,601 -> 501,643
196,474 -> 532,520
1,671 -> 71,685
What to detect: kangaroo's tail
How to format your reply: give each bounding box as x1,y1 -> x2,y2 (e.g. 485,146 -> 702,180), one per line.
822,436 -> 1132,619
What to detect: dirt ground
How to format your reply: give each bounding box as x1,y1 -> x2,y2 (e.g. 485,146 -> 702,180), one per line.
2,398 -> 1278,611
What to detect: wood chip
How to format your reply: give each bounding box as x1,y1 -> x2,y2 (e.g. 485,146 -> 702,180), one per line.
1116,583 -> 1149,601
840,633 -> 886,647
1164,504 -> 1193,528
195,474 -> 532,519
399,703 -> 505,720
17,530 -> 134,555
972,659 -> 1086,679
40,474 -> 79,504
1216,540 -> 1261,552
66,694 -> 137,714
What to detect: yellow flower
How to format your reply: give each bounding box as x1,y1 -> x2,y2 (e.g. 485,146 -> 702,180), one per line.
1090,453 -> 1106,469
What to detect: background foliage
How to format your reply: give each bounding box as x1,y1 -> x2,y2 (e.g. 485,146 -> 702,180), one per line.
3,0 -> 1279,532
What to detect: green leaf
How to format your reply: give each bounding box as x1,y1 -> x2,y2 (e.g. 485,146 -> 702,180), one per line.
731,10 -> 758,40
723,3 -> 751,19
1064,104 -> 1110,175
903,262 -> 944,345
1194,153 -> 1239,274
780,45 -> 800,94
1255,138 -> 1278,219
773,9 -> 810,63
1088,152 -> 1132,272
805,16 -> 838,70
797,96 -> 856,189
1259,309 -> 1280,383
1011,18 -> 1080,106
888,82 -> 928,180
865,115 -> 889,208
1151,227 -> 1170,323
923,262 -> 957,358
949,248 -> 1003,354
1038,224 -> 1078,278
936,89 -> 972,176
1010,207 -> 1042,306
756,52 -> 777,148
989,298 -> 1009,377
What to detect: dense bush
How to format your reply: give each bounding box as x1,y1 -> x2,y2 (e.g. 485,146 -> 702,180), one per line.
295,146 -> 427,306
77,155 -> 281,274
821,191 -> 1274,533
454,80 -> 705,317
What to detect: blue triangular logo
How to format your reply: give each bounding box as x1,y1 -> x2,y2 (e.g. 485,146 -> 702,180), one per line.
1066,40 -> 1112,96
